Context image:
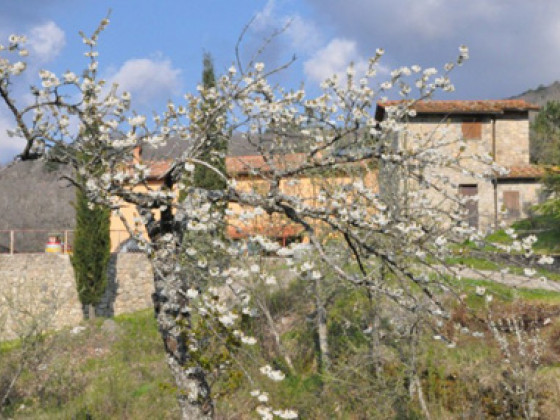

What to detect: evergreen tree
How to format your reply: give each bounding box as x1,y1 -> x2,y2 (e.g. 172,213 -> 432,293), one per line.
530,100 -> 560,165
531,101 -> 560,225
181,53 -> 228,288
71,184 -> 111,319
70,119 -> 112,319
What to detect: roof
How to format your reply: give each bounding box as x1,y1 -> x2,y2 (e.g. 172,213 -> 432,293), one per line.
379,100 -> 540,115
228,132 -> 312,157
140,137 -> 190,160
498,165 -> 545,179
145,160 -> 172,180
139,132 -> 310,179
226,223 -> 303,239
225,153 -> 308,175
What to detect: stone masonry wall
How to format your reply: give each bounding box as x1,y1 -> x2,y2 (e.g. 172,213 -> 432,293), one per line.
495,117 -> 530,166
0,253 -> 154,341
497,182 -> 543,221
95,253 -> 154,318
404,115 -> 534,231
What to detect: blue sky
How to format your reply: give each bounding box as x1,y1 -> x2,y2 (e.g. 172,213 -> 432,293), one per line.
1,0 -> 560,162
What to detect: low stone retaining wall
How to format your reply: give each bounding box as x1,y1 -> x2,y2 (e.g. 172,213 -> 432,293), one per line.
96,253 -> 154,318
0,253 -> 153,341
0,254 -> 298,341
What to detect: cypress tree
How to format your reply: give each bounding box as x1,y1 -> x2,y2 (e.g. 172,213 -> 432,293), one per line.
181,53 -> 228,287
193,52 -> 227,191
71,180 -> 111,319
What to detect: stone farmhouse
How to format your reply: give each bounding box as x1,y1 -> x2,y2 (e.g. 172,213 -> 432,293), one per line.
110,99 -> 542,249
377,99 -> 542,231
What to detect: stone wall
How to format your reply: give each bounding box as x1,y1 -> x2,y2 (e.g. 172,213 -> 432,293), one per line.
404,114 -> 536,231
497,181 -> 543,221
0,253 -> 154,341
96,253 -> 154,318
405,114 -> 530,167
495,117 -> 530,166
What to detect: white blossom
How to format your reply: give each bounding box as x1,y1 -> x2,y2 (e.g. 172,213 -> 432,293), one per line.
260,364 -> 285,381
218,313 -> 238,327
241,336 -> 257,345
538,255 -> 554,265
273,409 -> 299,419
524,268 -> 536,277
186,288 -> 199,299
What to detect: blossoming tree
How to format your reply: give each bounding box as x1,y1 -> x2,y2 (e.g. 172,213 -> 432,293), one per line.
0,17 -> 553,419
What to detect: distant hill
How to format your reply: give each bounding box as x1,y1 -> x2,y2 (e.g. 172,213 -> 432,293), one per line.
510,81 -> 560,107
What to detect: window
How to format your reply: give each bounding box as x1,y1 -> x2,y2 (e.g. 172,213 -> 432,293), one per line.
502,190 -> 520,218
459,184 -> 478,228
462,119 -> 482,140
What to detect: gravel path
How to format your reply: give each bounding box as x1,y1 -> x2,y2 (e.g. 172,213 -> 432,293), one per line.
453,267 -> 560,292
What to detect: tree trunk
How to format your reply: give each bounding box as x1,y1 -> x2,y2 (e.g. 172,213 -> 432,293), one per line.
316,305 -> 330,372
88,304 -> 96,320
368,262 -> 385,378
368,293 -> 383,379
258,300 -> 294,372
313,276 -> 330,372
143,187 -> 214,419
151,258 -> 213,420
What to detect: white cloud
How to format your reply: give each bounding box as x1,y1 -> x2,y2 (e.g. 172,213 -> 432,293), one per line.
285,15 -> 322,54
253,0 -> 323,56
302,0 -> 560,98
303,38 -> 368,85
27,21 -> 65,63
253,0 -> 277,32
108,58 -> 182,106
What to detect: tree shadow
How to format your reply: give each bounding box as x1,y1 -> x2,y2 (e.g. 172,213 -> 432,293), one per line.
81,253 -> 118,318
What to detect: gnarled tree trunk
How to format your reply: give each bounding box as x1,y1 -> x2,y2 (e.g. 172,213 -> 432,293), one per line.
151,258 -> 213,419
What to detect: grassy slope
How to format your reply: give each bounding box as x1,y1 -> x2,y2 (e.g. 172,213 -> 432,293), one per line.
1,310 -> 179,419
3,274 -> 560,418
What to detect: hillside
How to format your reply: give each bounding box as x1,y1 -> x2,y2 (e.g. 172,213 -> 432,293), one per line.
510,81 -> 560,107
0,161 -> 75,252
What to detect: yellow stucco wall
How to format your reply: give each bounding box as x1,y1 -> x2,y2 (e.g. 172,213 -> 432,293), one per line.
108,168 -> 379,249
108,180 -> 163,251
227,165 -> 379,241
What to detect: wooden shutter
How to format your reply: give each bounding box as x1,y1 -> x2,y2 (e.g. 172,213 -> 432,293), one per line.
462,120 -> 482,140
503,191 -> 520,218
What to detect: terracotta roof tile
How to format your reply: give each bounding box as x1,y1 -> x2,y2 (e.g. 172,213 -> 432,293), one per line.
380,100 -> 540,114
226,153 -> 308,175
146,159 -> 549,182
145,154 -> 310,178
226,223 -> 303,239
498,165 -> 545,179
146,160 -> 172,179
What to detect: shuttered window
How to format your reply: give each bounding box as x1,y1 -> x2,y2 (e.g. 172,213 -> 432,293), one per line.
462,120 -> 482,140
503,191 -> 520,218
